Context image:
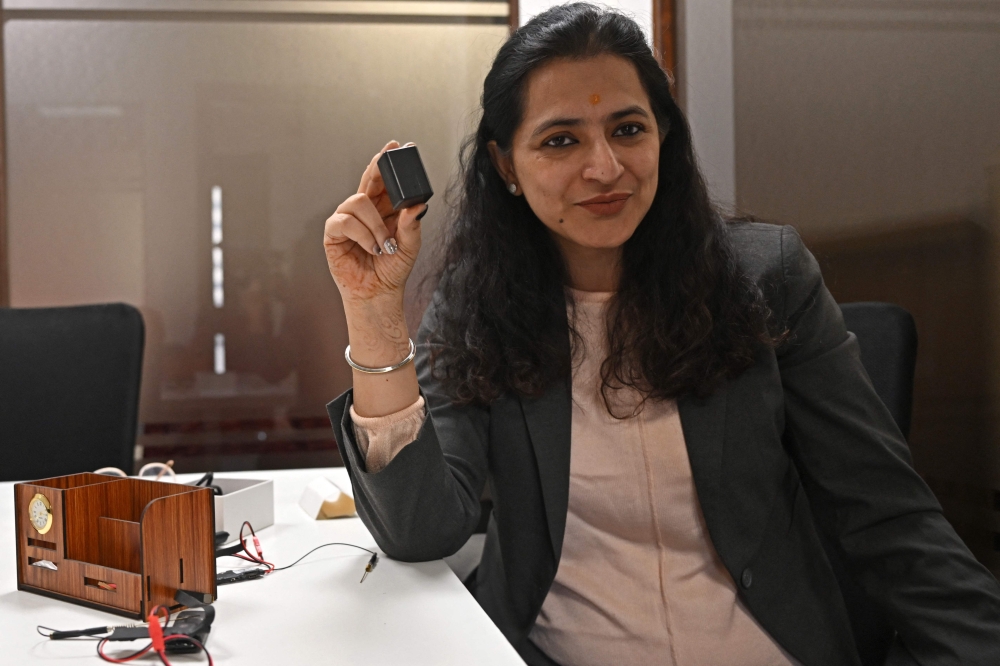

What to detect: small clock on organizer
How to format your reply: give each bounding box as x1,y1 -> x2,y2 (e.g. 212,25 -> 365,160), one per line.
28,493 -> 53,535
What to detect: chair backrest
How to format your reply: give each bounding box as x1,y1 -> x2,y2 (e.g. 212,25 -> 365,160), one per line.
821,301 -> 917,665
0,303 -> 144,482
840,302 -> 918,438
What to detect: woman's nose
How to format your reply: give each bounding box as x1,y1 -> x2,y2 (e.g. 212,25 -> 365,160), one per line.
581,139 -> 624,183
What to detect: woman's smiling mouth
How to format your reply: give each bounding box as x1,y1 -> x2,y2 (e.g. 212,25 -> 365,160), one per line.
576,192 -> 631,216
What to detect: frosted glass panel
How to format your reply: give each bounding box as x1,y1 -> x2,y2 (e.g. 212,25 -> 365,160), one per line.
5,18 -> 507,469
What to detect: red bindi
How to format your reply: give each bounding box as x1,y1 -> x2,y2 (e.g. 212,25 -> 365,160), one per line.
590,94 -> 600,105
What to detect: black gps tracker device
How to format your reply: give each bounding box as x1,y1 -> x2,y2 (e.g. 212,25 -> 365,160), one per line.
377,145 -> 434,211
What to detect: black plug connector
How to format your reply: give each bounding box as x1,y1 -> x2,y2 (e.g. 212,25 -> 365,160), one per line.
360,553 -> 379,583
377,146 -> 433,211
216,568 -> 267,585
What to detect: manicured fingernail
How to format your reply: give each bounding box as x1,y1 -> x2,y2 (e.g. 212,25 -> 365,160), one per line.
373,244 -> 382,256
416,205 -> 429,221
383,238 -> 398,255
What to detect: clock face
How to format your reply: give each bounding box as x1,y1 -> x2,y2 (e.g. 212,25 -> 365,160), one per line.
28,494 -> 53,534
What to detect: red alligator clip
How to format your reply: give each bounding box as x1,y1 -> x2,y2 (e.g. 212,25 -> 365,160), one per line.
147,606 -> 166,654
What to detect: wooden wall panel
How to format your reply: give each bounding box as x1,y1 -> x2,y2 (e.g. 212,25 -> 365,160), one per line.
78,562 -> 143,613
63,479 -> 187,570
98,516 -> 142,573
140,489 -> 216,614
128,477 -> 188,520
14,483 -> 141,614
15,484 -> 67,584
63,484 -> 113,565
17,475 -> 215,618
32,473 -> 119,490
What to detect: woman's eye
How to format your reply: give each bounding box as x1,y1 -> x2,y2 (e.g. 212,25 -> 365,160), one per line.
613,123 -> 644,137
543,135 -> 576,148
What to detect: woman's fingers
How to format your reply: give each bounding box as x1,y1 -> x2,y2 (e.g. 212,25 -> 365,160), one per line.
333,139 -> 422,262
325,211 -> 380,257
394,202 -> 427,258
338,193 -> 394,254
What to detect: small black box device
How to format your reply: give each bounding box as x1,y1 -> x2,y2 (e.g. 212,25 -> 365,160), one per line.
377,146 -> 434,211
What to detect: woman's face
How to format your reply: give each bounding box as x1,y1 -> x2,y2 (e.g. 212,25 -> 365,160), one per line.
491,54 -> 662,254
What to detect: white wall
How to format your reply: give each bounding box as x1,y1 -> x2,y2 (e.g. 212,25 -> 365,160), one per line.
676,0 -> 736,209
733,0 -> 1000,235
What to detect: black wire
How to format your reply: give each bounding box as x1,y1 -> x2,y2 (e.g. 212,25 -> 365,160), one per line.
272,543 -> 377,571
37,625 -> 104,640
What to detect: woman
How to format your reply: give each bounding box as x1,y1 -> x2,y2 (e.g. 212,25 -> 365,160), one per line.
323,4 -> 1000,665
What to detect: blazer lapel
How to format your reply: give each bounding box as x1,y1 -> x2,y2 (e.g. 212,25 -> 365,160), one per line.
519,379 -> 573,560
678,385 -> 729,555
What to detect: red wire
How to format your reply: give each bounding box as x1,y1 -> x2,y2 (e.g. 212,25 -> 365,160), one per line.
148,606 -> 168,657
102,521 -> 267,665
236,521 -> 274,573
99,522 -> 256,664
97,637 -> 213,665
96,606 -> 213,666
97,639 -> 152,663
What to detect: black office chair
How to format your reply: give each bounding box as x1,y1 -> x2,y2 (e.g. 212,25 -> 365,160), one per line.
823,301 -> 917,665
0,303 -> 145,482
841,302 -> 917,439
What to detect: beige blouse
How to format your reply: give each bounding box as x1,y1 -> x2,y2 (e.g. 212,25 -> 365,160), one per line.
350,289 -> 799,666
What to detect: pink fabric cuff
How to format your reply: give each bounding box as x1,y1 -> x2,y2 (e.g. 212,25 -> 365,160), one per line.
350,396 -> 426,473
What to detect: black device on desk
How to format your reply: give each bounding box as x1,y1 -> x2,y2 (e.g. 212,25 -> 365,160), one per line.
377,145 -> 434,210
40,588 -> 215,662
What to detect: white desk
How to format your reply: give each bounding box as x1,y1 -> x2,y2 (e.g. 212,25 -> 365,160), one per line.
0,468 -> 525,665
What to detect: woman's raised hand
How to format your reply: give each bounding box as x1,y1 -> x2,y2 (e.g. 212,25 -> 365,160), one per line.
324,140 -> 427,306
325,141 -> 425,416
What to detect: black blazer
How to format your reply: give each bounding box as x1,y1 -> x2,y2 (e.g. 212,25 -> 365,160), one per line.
328,223 -> 1000,665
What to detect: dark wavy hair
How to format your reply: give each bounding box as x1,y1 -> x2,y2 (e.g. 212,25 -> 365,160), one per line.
429,3 -> 779,414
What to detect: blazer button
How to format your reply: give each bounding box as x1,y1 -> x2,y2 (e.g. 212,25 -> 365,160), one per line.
741,568 -> 753,589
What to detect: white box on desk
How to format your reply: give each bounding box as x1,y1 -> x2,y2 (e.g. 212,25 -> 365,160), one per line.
213,478 -> 274,538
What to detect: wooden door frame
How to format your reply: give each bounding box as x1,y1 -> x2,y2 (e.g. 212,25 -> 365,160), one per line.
653,0 -> 677,81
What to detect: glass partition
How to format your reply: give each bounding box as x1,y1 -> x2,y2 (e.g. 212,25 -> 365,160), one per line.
5,4 -> 508,470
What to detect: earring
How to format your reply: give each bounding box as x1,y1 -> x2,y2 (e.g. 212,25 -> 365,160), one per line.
508,183 -> 517,194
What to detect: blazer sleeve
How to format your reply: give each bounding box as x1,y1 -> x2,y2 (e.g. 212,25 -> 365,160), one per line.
327,297 -> 490,562
776,225 -> 1000,664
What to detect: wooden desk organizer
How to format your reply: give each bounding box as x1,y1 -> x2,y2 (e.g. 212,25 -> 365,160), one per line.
14,473 -> 216,619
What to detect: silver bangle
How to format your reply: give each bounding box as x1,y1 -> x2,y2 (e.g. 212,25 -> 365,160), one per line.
345,338 -> 416,374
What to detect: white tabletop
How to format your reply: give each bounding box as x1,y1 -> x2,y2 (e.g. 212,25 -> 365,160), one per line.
0,468 -> 525,665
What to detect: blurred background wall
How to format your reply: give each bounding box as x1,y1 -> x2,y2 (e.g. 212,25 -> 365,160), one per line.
733,0 -> 1000,572
1,1 -> 509,471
